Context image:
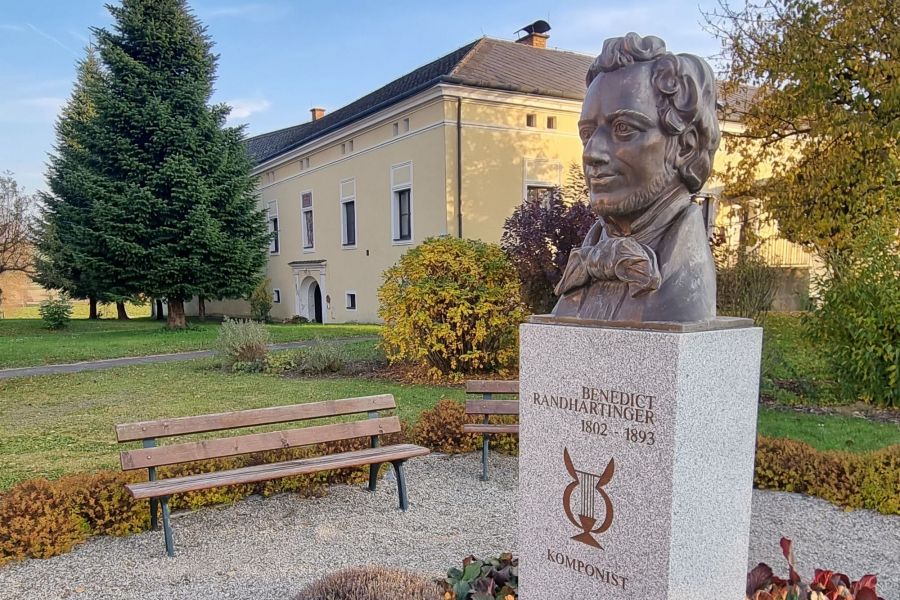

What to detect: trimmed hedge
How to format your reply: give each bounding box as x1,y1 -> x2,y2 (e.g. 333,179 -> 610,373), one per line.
1,402 -> 896,566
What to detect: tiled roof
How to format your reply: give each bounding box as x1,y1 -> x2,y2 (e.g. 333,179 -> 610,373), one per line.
246,37 -> 753,165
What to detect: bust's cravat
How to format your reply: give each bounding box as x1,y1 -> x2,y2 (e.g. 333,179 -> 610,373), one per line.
555,189 -> 693,298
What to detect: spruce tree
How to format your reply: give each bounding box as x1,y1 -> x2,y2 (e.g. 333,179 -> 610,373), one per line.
35,47 -> 123,319
90,0 -> 269,328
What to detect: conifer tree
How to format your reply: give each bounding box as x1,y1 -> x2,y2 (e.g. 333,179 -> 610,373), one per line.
34,47 -> 122,319
89,0 -> 269,328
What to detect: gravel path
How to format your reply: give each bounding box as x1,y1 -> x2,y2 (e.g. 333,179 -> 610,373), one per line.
0,337 -> 378,379
0,454 -> 896,600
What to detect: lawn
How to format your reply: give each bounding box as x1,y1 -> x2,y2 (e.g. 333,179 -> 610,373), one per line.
0,357 -> 463,491
1,354 -> 896,491
0,316 -> 380,369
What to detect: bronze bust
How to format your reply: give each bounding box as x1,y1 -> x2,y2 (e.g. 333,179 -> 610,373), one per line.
553,33 -> 720,323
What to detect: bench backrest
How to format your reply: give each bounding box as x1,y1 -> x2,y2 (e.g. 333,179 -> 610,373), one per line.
116,394 -> 399,471
464,380 -> 519,416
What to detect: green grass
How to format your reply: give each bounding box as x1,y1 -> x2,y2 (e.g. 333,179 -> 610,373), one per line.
757,407 -> 900,453
0,358 -> 462,491
761,313 -> 840,405
0,317 -> 380,369
0,352 -> 896,491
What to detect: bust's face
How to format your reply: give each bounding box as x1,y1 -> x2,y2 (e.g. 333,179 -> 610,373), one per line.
579,61 -> 680,218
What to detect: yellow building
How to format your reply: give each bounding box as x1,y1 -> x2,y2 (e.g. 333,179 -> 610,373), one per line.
194,31 -> 808,323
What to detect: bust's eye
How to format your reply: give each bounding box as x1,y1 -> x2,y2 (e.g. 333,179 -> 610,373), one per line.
579,126 -> 595,142
613,121 -> 637,137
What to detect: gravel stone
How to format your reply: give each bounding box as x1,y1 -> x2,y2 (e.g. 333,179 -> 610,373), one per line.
0,454 -> 896,600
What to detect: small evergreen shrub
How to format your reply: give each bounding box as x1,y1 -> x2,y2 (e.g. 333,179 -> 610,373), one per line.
264,349 -> 303,374
249,277 -> 274,322
806,235 -> 899,407
378,237 -> 527,379
215,317 -> 271,370
301,338 -> 346,374
295,566 -> 443,600
38,293 -> 73,330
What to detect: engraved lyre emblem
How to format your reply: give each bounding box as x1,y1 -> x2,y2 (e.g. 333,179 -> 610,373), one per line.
562,447 -> 615,549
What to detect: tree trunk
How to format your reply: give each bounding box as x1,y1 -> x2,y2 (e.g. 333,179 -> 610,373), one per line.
116,301 -> 129,320
198,296 -> 206,320
155,299 -> 165,320
89,297 -> 99,320
167,299 -> 187,329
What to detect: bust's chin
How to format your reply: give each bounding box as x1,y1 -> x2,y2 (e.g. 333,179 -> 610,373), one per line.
590,173 -> 683,219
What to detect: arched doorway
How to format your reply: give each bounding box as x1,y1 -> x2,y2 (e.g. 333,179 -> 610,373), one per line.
297,275 -> 324,323
308,280 -> 323,324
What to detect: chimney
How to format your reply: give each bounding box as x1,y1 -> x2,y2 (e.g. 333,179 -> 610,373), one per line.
310,107 -> 326,121
517,32 -> 549,48
515,20 -> 551,48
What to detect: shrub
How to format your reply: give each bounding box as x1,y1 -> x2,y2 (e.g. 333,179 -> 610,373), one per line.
444,553 -> 518,600
295,566 -> 443,600
747,538 -> 886,600
500,169 -> 594,314
715,250 -> 779,323
0,479 -> 89,564
754,437 -> 900,515
379,237 -> 527,379
806,234 -> 899,407
38,292 -> 73,330
215,317 -> 271,370
300,338 -> 346,374
412,399 -> 479,454
249,277 -> 274,322
264,349 -> 303,374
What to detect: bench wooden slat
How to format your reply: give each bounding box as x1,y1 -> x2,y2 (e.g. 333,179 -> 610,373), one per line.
115,395 -> 396,442
463,424 -> 520,434
464,380 -> 519,395
465,400 -> 520,415
120,416 -> 401,470
126,444 -> 430,499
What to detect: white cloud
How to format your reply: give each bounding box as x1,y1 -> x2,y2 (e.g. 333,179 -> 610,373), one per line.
226,98 -> 272,121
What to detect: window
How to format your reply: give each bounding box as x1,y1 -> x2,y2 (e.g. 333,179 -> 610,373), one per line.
346,292 -> 357,311
392,122 -> 399,136
301,192 -> 314,250
526,185 -> 554,206
341,140 -> 354,154
267,200 -> 279,254
340,178 -> 356,247
390,162 -> 413,243
394,189 -> 411,241
273,289 -> 281,303
547,116 -> 557,129
526,113 -> 537,127
402,118 -> 410,133
303,157 -> 310,169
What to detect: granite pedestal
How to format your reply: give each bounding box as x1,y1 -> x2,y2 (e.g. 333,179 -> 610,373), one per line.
518,319 -> 762,600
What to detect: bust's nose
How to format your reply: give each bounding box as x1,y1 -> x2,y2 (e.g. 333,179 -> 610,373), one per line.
583,130 -> 611,166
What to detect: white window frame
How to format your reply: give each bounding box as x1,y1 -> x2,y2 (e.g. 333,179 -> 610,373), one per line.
547,115 -> 557,129
392,122 -> 399,136
273,289 -> 281,303
345,291 -> 357,311
402,117 -> 410,133
340,178 -> 357,249
267,200 -> 279,255
301,190 -> 314,252
390,162 -> 414,245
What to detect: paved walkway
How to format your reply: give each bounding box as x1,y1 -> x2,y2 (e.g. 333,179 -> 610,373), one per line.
0,337 -> 378,379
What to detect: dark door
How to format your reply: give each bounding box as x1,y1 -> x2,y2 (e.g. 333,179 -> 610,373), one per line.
313,284 -> 323,323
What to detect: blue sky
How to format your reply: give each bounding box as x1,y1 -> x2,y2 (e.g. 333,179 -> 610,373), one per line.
0,0 -> 722,194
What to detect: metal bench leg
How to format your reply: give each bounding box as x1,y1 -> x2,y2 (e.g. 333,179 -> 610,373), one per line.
368,462 -> 380,492
160,496 -> 175,557
391,460 -> 409,511
149,497 -> 159,531
481,433 -> 490,482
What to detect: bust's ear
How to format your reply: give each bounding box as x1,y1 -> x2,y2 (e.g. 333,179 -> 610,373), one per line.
675,127 -> 708,192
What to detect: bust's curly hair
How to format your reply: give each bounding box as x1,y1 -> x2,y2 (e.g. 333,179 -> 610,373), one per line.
586,32 -> 720,193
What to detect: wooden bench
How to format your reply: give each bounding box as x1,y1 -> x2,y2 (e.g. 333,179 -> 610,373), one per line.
115,394 -> 429,556
463,380 -> 519,481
